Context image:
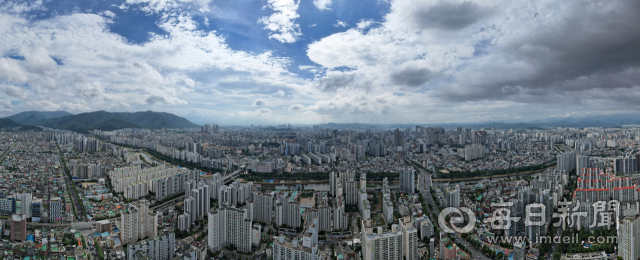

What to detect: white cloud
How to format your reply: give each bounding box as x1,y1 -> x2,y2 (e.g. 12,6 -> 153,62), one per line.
258,0 -> 302,43
356,19 -> 374,30
239,108 -> 273,117
124,0 -> 212,14
313,0 -> 331,11
0,0 -> 45,14
288,104 -> 304,110
99,10 -> 116,18
272,90 -> 285,97
334,20 -> 348,27
0,8 -> 307,119
1,0 -> 637,125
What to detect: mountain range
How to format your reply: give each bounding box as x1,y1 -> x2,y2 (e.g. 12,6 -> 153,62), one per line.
0,118 -> 41,131
3,110 -> 199,133
313,114 -> 640,129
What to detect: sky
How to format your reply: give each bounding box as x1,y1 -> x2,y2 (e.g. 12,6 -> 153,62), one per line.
0,0 -> 639,125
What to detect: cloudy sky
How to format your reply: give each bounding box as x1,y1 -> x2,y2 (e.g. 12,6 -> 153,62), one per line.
0,0 -> 639,125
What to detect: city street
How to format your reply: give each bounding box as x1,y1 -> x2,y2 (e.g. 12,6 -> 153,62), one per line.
420,170 -> 490,260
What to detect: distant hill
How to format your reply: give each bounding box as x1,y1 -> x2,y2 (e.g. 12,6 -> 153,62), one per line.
4,110 -> 199,132
5,111 -> 72,125
0,118 -> 41,131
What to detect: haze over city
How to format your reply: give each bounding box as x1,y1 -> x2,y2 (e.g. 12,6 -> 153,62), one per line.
1,0 -> 640,125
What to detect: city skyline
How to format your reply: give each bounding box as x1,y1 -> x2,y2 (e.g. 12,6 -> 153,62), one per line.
1,0 -> 639,125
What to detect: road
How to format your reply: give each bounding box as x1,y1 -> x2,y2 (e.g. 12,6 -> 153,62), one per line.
151,194 -> 186,210
0,133 -> 23,164
56,141 -> 86,222
223,169 -> 242,184
419,170 -> 490,260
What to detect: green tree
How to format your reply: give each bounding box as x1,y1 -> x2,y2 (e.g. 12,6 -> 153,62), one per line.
553,252 -> 561,260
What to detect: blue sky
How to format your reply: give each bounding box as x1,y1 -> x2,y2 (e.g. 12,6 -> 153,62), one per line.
1,0 -> 640,125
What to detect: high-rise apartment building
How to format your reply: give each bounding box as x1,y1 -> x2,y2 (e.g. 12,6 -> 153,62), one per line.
126,232 -> 175,260
10,214 -> 26,241
15,193 -> 31,219
253,192 -> 274,223
399,168 -> 415,195
444,186 -> 460,208
382,178 -> 394,223
120,200 -> 158,245
208,207 -> 252,253
345,178 -> 358,205
49,197 -> 62,222
615,156 -> 638,175
576,155 -> 589,174
319,206 -> 332,231
513,242 -> 526,260
333,197 -> 347,230
401,219 -> 418,260
619,211 -> 640,260
557,152 -> 576,172
329,171 -> 337,197
184,197 -> 196,225
272,236 -> 320,260
362,224 -> 403,260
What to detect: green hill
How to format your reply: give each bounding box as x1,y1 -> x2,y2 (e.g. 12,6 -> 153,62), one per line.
0,118 -> 41,131
5,110 -> 199,132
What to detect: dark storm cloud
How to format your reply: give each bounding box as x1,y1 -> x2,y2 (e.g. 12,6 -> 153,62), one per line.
413,1 -> 492,30
442,0 -> 640,104
390,67 -> 432,87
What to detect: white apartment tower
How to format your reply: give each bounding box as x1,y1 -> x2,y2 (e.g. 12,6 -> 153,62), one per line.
362,224 -> 403,260
120,200 -> 158,245
619,211 -> 640,260
207,207 -> 252,253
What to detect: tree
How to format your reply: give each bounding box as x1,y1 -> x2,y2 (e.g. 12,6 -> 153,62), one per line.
553,252 -> 561,260
497,251 -> 504,259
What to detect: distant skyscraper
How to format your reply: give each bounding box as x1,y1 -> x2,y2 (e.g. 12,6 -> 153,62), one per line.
557,152 -> 576,172
576,155 -> 589,174
399,168 -> 415,195
329,171 -> 337,197
15,193 -> 31,219
394,128 -> 403,151
615,156 -> 638,175
49,197 -> 62,222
